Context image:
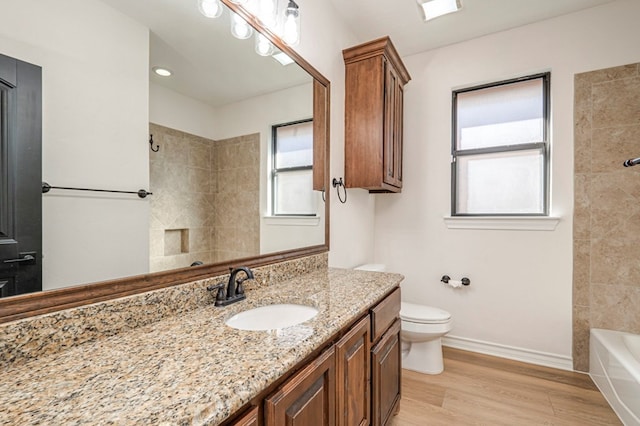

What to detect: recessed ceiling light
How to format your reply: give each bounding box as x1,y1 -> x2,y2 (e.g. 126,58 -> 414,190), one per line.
152,67 -> 172,77
272,51 -> 295,66
417,0 -> 462,22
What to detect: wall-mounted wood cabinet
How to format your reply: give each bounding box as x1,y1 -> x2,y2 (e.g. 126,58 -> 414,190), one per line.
343,37 -> 411,193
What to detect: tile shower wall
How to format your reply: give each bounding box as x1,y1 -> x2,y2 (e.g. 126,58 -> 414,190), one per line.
573,63 -> 640,371
149,123 -> 259,272
211,134 -> 260,262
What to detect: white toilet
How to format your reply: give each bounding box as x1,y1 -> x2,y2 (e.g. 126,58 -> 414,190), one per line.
354,264 -> 453,375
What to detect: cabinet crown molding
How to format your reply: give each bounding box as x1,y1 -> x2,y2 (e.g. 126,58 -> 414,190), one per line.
343,36 -> 411,84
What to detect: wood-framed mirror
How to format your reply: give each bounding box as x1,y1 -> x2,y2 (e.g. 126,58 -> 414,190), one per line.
0,0 -> 329,324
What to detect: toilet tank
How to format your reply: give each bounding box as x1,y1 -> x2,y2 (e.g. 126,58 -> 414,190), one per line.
354,264 -> 386,272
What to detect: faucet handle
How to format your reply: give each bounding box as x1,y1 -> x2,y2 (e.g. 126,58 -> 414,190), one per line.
206,282 -> 227,301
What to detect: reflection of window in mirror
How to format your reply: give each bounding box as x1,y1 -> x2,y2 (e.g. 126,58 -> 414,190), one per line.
272,119 -> 315,216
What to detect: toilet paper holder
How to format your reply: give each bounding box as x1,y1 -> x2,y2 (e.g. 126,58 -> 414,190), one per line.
441,275 -> 471,286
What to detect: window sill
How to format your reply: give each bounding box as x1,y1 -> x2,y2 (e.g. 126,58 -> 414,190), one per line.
443,216 -> 561,231
264,215 -> 321,226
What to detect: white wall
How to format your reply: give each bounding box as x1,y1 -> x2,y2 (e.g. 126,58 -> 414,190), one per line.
0,0 -> 150,290
293,0 -> 375,268
373,0 -> 640,365
150,82 -> 218,140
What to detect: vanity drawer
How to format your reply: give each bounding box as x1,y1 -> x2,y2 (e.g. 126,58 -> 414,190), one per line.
370,287 -> 400,342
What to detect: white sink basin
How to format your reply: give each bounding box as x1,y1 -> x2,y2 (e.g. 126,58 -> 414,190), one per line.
225,304 -> 318,331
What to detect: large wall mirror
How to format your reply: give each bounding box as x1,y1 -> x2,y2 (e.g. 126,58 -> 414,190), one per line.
0,0 -> 329,322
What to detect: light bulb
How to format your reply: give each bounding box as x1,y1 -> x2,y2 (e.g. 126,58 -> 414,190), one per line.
282,1 -> 300,46
257,0 -> 278,29
230,12 -> 253,39
198,0 -> 223,18
255,33 -> 274,56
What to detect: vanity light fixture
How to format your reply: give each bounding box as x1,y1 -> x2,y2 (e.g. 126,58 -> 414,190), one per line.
230,11 -> 253,39
417,0 -> 462,21
256,0 -> 278,30
255,33 -> 275,56
152,66 -> 172,77
282,0 -> 300,46
198,0 -> 302,59
198,0 -> 224,18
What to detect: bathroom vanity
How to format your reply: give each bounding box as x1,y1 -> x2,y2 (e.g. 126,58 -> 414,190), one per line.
0,265 -> 402,426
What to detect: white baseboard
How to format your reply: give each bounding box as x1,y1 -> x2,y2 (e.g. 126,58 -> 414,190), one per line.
442,335 -> 574,371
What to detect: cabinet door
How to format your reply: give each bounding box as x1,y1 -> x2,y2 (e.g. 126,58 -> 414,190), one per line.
371,319 -> 401,426
394,79 -> 404,187
336,315 -> 370,426
265,347 -> 336,426
383,61 -> 401,189
230,406 -> 259,426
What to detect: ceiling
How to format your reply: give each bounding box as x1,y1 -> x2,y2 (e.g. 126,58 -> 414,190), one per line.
100,0 -> 311,108
98,0 -> 619,107
328,0 -> 619,57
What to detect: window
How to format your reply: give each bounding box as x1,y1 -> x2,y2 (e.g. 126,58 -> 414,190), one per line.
272,119 -> 315,215
452,73 -> 550,216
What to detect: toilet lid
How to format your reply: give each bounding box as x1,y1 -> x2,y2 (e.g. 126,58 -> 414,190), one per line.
400,302 -> 451,324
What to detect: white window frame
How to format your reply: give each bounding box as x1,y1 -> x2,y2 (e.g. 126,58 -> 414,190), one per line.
451,73 -> 551,217
271,118 -> 315,216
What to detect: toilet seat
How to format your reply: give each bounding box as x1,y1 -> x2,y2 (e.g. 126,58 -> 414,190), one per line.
401,302 -> 451,324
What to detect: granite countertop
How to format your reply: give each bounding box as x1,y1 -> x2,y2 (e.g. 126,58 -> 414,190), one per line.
0,268 -> 403,426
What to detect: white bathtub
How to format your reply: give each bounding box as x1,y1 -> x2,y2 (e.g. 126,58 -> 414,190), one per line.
590,329 -> 640,425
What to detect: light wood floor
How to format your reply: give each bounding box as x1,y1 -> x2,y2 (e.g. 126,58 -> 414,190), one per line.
390,347 -> 621,426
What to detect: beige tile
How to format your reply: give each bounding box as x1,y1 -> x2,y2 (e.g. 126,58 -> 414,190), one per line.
217,168 -> 238,194
164,229 -> 188,256
216,141 -> 239,171
573,174 -> 590,240
210,169 -> 219,194
572,305 -> 590,372
573,239 -> 590,307
592,125 -> 640,173
592,76 -> 640,129
237,167 -> 259,192
167,134 -> 190,166
187,193 -> 215,228
574,76 -> 593,113
149,229 -> 164,258
591,237 -> 640,285
605,212 -> 640,241
188,167 -> 212,194
575,63 -> 639,86
236,226 -> 260,255
214,226 -> 237,250
188,138 -> 212,170
591,284 -> 640,333
589,172 -> 640,239
213,192 -> 238,227
574,108 -> 592,174
189,227 -> 211,253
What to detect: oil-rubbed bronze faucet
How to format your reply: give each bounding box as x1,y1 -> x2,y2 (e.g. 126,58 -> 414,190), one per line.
207,266 -> 254,307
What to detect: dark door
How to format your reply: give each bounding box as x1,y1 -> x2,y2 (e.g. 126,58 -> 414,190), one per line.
0,53 -> 42,297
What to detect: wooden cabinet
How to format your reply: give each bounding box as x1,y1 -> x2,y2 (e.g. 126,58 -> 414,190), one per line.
226,288 -> 401,426
265,347 -> 336,426
230,406 -> 259,426
335,315 -> 371,426
371,320 -> 401,426
369,287 -> 401,426
343,37 -> 411,193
